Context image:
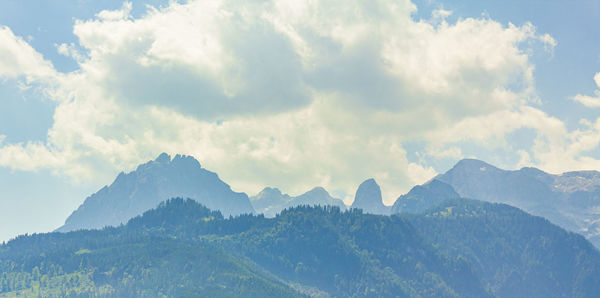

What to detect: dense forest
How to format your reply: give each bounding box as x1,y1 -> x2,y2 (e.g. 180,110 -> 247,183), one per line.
1,198 -> 599,297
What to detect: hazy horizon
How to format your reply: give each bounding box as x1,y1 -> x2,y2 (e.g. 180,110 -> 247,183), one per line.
2,0 -> 600,243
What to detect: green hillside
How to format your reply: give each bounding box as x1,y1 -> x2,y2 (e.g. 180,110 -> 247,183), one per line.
406,198 -> 600,297
1,198 -> 599,297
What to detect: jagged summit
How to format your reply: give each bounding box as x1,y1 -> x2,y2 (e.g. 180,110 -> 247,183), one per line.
252,187 -> 285,199
351,178 -> 390,215
250,185 -> 346,218
57,153 -> 254,232
135,153 -> 201,172
250,187 -> 291,217
155,152 -> 171,163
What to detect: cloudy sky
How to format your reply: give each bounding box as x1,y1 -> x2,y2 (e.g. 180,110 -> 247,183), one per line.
1,0 -> 600,242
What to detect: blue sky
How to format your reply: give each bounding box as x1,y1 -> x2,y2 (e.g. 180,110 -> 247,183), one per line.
1,0 -> 600,242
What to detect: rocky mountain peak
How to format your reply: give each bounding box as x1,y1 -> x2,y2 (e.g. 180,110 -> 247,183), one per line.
256,187 -> 283,197
57,153 -> 254,232
351,178 -> 389,215
155,152 -> 171,163
251,186 -> 346,217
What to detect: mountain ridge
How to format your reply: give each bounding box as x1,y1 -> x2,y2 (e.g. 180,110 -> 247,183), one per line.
437,158 -> 600,247
56,153 -> 600,249
251,186 -> 346,218
57,153 -> 254,232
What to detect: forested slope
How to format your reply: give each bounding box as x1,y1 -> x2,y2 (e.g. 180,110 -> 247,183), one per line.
1,198 -> 599,297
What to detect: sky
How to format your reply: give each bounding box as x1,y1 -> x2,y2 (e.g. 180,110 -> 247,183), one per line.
1,0 -> 600,242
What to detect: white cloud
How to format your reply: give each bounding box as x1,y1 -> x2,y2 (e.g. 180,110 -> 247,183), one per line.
539,33 -> 557,56
406,162 -> 437,185
431,8 -> 452,22
56,43 -> 86,63
2,0 -> 591,202
0,142 -> 62,172
515,149 -> 533,169
572,72 -> 600,107
423,106 -> 566,147
96,2 -> 132,21
0,26 -> 56,81
532,117 -> 600,173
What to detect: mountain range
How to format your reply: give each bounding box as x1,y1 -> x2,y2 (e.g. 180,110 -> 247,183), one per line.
58,153 -> 392,232
3,153 -> 600,296
56,153 -> 600,249
435,158 -> 600,247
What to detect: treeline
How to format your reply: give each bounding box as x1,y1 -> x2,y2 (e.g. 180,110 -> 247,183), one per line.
1,198 -> 599,297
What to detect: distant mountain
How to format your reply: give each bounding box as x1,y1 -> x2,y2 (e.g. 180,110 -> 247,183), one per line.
350,178 -> 390,215
391,179 -> 460,214
251,186 -> 346,217
251,187 -> 292,217
3,198 -> 600,297
57,153 -> 254,232
436,158 -> 600,247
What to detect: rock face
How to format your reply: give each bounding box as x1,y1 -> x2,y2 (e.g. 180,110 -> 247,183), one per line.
436,158 -> 600,247
251,186 -> 346,218
57,153 -> 254,232
350,179 -> 390,215
391,179 -> 460,214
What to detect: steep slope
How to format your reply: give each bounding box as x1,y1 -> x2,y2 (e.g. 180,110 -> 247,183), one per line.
405,198 -> 600,297
437,158 -> 600,247
391,179 -> 460,214
250,186 -> 346,218
350,178 -> 390,215
57,153 -> 254,232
